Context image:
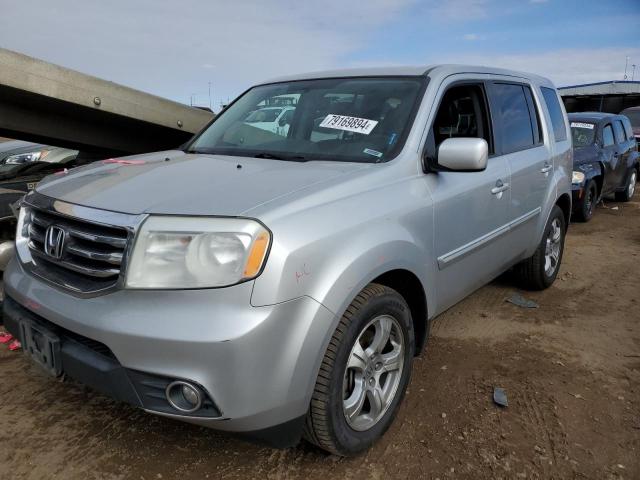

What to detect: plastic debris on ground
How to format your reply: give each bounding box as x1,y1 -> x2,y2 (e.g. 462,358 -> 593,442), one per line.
8,340 -> 21,351
0,332 -> 14,344
493,387 -> 508,407
506,293 -> 539,309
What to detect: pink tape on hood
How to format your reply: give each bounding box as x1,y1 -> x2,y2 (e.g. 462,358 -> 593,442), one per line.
102,159 -> 147,165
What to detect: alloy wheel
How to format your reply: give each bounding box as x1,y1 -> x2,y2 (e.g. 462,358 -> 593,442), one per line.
544,218 -> 562,277
342,314 -> 405,432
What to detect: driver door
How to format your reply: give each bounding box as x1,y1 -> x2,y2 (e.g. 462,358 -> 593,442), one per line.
425,78 -> 513,312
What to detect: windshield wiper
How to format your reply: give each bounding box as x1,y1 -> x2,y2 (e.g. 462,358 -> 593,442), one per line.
253,152 -> 309,162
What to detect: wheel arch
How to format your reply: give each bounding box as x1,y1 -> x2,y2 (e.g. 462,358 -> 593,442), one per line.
371,269 -> 429,355
555,192 -> 571,228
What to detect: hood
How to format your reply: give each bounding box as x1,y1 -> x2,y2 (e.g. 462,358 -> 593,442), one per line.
573,144 -> 599,166
35,150 -> 369,216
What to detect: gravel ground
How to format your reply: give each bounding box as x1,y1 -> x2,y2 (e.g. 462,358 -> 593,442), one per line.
1,193 -> 639,480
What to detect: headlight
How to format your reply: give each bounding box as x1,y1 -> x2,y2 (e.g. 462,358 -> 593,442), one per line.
126,216 -> 271,289
4,149 -> 49,165
15,204 -> 32,263
572,171 -> 585,185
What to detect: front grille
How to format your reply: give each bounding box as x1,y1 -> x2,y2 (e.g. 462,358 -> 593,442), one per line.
26,206 -> 130,293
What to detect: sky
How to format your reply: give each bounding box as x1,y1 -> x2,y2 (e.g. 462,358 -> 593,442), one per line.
1,0 -> 639,110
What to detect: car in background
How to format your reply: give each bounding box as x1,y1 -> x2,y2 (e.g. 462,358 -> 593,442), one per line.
569,112 -> 639,221
243,106 -> 294,136
620,106 -> 640,144
0,141 -> 78,269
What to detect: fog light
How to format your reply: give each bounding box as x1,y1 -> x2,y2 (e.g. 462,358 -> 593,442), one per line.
165,380 -> 203,413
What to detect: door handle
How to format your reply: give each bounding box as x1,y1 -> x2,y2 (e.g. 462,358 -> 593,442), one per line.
541,163 -> 552,174
491,180 -> 510,195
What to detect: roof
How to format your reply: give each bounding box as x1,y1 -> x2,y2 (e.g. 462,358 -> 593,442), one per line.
568,111 -> 622,124
262,64 -> 555,87
559,81 -> 640,96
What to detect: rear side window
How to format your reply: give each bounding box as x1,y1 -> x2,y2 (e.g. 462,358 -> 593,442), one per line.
602,125 -> 614,147
621,117 -> 634,140
491,83 -> 539,154
612,120 -> 626,144
540,87 -> 568,142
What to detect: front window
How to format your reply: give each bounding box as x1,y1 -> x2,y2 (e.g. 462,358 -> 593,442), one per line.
189,77 -> 425,163
570,122 -> 596,147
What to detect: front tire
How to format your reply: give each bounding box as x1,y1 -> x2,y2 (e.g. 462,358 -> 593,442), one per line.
615,169 -> 637,202
575,179 -> 597,222
515,205 -> 566,290
303,284 -> 414,456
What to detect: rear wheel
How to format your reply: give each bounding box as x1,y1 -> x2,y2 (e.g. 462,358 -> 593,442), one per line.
615,169 -> 637,202
576,179 -> 597,222
514,205 -> 566,290
303,284 -> 414,456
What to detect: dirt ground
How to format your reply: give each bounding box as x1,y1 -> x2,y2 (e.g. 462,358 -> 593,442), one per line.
1,193 -> 639,480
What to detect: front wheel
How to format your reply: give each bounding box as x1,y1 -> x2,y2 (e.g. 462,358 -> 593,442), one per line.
303,284 -> 414,456
615,169 -> 637,202
575,179 -> 597,222
514,205 -> 566,290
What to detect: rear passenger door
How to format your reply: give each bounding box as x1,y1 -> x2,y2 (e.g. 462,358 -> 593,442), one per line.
612,119 -> 632,187
601,124 -> 619,191
487,81 -> 551,259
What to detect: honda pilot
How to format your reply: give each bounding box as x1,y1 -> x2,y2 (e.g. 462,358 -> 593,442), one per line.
2,65 -> 572,455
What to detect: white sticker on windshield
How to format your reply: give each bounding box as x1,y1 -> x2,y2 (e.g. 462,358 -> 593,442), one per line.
570,122 -> 594,129
363,148 -> 383,158
320,114 -> 378,135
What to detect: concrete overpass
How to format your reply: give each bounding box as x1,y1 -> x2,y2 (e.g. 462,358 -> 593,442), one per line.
0,48 -> 214,158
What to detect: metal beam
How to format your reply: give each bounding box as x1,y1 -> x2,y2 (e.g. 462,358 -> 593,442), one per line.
0,48 -> 213,156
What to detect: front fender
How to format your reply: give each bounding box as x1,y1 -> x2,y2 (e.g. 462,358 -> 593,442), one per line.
251,221 -> 434,317
576,161 -> 604,182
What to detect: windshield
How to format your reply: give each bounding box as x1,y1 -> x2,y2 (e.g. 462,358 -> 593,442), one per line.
570,122 -> 596,147
189,77 -> 425,163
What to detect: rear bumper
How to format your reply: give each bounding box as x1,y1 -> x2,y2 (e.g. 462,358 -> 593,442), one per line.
3,258 -> 336,445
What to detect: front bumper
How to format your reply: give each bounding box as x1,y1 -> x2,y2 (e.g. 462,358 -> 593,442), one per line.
2,258 -> 336,444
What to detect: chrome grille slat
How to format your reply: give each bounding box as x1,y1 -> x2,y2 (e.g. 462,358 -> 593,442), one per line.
25,205 -> 130,292
66,228 -> 127,248
66,244 -> 123,265
31,250 -> 120,278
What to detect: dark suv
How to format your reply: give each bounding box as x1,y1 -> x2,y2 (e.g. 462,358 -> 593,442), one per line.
569,112 -> 639,221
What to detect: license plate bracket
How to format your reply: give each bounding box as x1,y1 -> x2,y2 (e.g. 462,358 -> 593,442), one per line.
19,319 -> 62,377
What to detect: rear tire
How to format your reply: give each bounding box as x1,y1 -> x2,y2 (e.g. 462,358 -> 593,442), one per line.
514,205 -> 566,290
575,180 -> 597,222
615,169 -> 637,202
303,284 -> 414,456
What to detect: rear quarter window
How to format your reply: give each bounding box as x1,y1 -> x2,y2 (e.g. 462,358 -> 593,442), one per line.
540,87 -> 568,142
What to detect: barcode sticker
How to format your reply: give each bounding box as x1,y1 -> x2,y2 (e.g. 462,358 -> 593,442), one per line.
319,114 -> 378,135
570,122 -> 594,129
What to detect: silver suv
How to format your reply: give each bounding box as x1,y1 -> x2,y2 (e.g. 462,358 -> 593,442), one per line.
3,65 -> 571,455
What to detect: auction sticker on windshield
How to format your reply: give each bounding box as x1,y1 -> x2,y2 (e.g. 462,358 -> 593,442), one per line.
320,114 -> 378,135
570,122 -> 594,129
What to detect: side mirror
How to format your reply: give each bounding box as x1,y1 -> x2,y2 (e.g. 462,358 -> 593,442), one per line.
436,138 -> 488,172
